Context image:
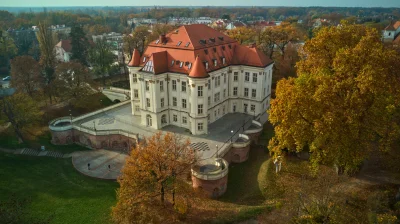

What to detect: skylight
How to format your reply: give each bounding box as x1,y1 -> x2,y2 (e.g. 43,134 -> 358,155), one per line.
180,61 -> 184,68
155,39 -> 160,44
199,39 -> 206,45
218,36 -> 224,41
213,47 -> 216,53
171,60 -> 175,66
177,41 -> 182,46
185,42 -> 190,47
221,46 -> 225,51
143,57 -> 146,62
204,49 -> 208,54
188,63 -> 192,69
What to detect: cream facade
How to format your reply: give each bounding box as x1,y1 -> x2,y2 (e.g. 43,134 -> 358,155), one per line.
128,64 -> 273,135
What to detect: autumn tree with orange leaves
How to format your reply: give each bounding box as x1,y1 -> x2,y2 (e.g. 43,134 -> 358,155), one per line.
269,22 -> 400,174
112,132 -> 197,223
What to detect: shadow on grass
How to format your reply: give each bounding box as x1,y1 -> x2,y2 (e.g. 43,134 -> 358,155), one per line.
219,146 -> 270,206
0,152 -> 118,224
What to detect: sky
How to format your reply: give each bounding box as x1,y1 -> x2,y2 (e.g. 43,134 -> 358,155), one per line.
0,0 -> 399,7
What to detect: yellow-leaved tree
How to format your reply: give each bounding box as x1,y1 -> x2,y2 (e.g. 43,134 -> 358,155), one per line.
112,132 -> 197,223
269,22 -> 400,174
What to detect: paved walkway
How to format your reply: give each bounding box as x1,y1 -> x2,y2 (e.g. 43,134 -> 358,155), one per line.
0,147 -> 127,180
71,149 -> 127,180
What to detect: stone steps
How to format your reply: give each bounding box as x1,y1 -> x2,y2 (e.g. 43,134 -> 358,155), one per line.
19,148 -> 65,159
21,148 -> 40,156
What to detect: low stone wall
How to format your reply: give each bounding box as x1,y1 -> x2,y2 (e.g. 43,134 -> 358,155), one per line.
246,132 -> 262,144
192,175 -> 228,198
50,129 -> 74,145
231,144 -> 250,163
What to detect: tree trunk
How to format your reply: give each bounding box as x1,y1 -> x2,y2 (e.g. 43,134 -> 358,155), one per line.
172,188 -> 175,206
160,185 -> 165,204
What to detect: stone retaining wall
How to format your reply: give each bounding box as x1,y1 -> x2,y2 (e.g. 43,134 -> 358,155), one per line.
191,174 -> 228,198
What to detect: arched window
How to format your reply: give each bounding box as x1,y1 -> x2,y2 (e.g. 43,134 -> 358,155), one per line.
161,114 -> 167,124
146,114 -> 152,126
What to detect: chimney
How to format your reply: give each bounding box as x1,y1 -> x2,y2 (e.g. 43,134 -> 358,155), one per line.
160,34 -> 167,43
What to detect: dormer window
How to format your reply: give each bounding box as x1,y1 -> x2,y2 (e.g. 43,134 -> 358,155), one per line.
199,39 -> 206,45
188,63 -> 192,69
218,36 -> 224,41
204,49 -> 208,54
213,47 -> 216,53
176,60 -> 180,65
177,41 -> 182,46
222,57 -> 226,64
155,39 -> 160,44
204,61 -> 209,69
185,42 -> 191,47
221,46 -> 225,51
228,44 -> 232,49
143,57 -> 146,62
213,59 -> 217,67
180,61 -> 184,68
171,60 -> 175,66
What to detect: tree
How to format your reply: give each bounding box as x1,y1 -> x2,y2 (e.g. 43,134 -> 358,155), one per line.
258,28 -> 277,59
54,61 -> 93,102
70,24 -> 89,66
268,23 -> 400,174
10,56 -> 42,97
226,27 -> 256,44
88,39 -> 115,85
36,21 -> 56,103
272,22 -> 298,57
131,25 -> 150,54
88,24 -> 111,35
0,93 -> 42,143
0,30 -> 17,74
112,132 -> 197,223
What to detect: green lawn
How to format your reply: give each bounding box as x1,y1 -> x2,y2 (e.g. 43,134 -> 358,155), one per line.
0,152 -> 118,224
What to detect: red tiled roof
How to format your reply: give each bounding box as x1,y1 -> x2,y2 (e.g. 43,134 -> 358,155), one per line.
189,56 -> 208,78
394,21 -> 400,30
128,49 -> 140,67
56,39 -> 72,52
385,21 -> 396,31
139,24 -> 273,76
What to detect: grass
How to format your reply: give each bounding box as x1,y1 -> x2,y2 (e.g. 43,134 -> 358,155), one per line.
0,152 -> 118,224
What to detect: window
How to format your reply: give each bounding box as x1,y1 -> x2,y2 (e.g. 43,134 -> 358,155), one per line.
173,97 -> 177,107
213,47 -> 216,53
146,114 -> 152,126
182,81 -> 186,92
182,99 -> 187,108
132,74 -> 137,82
205,61 -> 209,69
233,87 -> 238,96
223,89 -> 226,98
198,86 -> 203,97
182,116 -> 187,124
177,41 -> 182,46
267,85 -> 270,93
172,80 -> 177,91
161,114 -> 167,124
180,61 -> 184,68
135,105 -> 140,111
171,60 -> 175,66
173,114 -> 178,122
185,42 -> 190,47
218,76 -> 221,86
188,63 -> 192,69
253,73 -> 257,82
228,44 -> 232,49
214,77 -> 218,87
204,49 -> 208,54
198,122 -> 203,131
208,96 -> 211,106
213,59 -> 217,67
207,114 -> 210,123
208,79 -> 211,90
244,88 -> 249,97
143,57 -> 146,62
161,98 -> 164,107
251,104 -> 255,111
224,74 -> 226,83
244,104 -> 248,113
214,110 -> 217,117
245,72 -> 250,81
146,98 -> 150,107
198,104 -> 203,114
223,105 -> 225,114
233,103 -> 236,112
252,89 -> 256,98
160,81 -> 164,91
214,92 -> 220,102
145,81 -> 149,91
222,57 -> 226,64
234,72 -> 238,81
134,89 -> 138,98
